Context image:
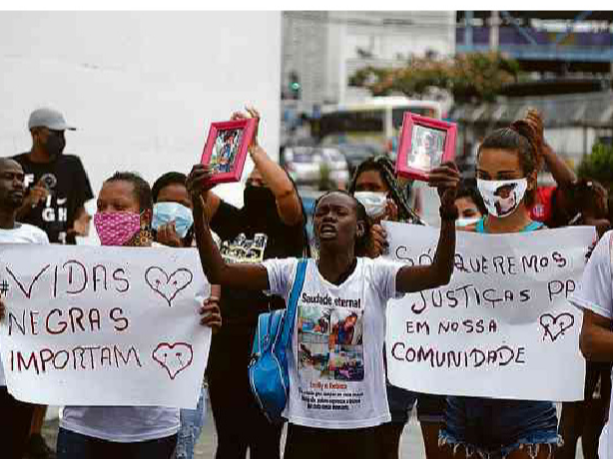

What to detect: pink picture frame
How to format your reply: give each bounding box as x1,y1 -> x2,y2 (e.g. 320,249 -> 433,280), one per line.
200,118 -> 257,185
396,112 -> 457,181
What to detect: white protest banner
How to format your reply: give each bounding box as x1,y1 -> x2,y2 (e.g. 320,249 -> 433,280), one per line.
384,223 -> 595,401
0,244 -> 211,409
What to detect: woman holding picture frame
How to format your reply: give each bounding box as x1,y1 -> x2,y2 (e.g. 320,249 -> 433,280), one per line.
200,108 -> 309,459
186,155 -> 460,458
348,155 -> 446,459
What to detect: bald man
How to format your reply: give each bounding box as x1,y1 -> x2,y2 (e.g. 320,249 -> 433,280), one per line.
0,158 -> 49,459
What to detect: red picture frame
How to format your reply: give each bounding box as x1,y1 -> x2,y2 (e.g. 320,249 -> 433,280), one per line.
200,118 -> 256,185
396,112 -> 457,181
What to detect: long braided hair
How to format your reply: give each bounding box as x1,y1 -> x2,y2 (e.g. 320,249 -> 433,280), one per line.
348,155 -> 424,225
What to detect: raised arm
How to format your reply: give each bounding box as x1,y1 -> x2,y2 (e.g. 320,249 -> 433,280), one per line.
233,108 -> 303,226
201,190 -> 221,222
526,109 -> 576,187
542,143 -> 576,188
187,165 -> 269,291
580,310 -> 613,362
395,163 -> 459,293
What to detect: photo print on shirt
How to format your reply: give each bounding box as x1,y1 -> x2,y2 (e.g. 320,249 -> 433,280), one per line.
298,304 -> 364,382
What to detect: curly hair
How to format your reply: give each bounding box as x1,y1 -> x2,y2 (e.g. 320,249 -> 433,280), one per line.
348,155 -> 424,225
105,171 -> 152,212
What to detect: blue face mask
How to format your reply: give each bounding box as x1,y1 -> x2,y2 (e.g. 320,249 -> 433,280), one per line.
152,202 -> 194,239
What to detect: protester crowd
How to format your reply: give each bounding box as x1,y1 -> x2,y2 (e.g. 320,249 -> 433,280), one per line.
1,105 -> 613,459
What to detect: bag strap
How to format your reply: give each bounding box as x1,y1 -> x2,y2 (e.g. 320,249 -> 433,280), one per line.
522,221 -> 544,232
278,259 -> 308,349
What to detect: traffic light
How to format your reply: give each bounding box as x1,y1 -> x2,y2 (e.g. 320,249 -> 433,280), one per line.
289,71 -> 301,100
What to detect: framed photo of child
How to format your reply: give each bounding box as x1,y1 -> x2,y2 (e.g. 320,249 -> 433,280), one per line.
396,113 -> 457,181
200,118 -> 257,185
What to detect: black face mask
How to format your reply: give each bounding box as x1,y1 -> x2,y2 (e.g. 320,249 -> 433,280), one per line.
244,185 -> 276,212
45,132 -> 66,159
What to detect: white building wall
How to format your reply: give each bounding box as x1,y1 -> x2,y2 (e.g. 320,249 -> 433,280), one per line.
0,11 -> 281,207
326,17 -> 346,104
282,11 -> 329,107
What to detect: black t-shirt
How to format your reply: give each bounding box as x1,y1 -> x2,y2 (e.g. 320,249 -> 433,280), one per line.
211,200 -> 306,330
13,153 -> 94,244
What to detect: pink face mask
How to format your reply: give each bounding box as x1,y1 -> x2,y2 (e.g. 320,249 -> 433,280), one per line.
94,212 -> 141,246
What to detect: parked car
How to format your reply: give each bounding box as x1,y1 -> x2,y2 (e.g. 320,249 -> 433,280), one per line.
283,146 -> 350,188
333,143 -> 381,176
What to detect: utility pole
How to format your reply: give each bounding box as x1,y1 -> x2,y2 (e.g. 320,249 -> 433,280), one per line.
465,11 -> 474,49
489,11 -> 500,51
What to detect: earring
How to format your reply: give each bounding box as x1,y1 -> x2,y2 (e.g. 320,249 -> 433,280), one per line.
134,227 -> 152,246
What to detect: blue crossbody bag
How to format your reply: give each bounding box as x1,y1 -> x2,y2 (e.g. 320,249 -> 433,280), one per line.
248,259 -> 308,423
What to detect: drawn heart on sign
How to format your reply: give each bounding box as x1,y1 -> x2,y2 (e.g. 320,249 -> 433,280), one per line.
145,267 -> 193,307
540,313 -> 575,342
152,342 -> 194,380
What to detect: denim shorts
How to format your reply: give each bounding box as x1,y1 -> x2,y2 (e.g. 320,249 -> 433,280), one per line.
439,396 -> 561,459
387,383 -> 446,424
176,385 -> 207,459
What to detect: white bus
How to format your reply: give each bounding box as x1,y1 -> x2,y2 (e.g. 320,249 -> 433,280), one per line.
315,97 -> 444,153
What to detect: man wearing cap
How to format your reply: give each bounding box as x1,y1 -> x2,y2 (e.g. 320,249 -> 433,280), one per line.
11,108 -> 93,459
13,107 -> 93,245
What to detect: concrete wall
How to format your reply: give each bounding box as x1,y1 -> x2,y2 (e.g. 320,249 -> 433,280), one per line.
0,12 -> 282,208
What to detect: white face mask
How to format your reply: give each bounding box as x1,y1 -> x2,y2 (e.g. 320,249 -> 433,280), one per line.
477,178 -> 528,218
456,217 -> 480,228
354,191 -> 387,219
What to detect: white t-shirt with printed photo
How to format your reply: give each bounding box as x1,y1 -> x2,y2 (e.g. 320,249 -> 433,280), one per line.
570,230 -> 613,459
264,257 -> 405,429
0,223 -> 49,386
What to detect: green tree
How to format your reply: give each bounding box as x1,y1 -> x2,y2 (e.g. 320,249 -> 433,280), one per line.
578,143 -> 613,190
350,52 -> 521,104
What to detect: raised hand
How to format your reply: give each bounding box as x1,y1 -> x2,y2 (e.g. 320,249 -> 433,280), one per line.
156,222 -> 182,248
428,161 -> 461,213
231,106 -> 260,152
367,224 -> 389,258
24,179 -> 49,208
525,108 -> 544,140
186,164 -> 215,209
